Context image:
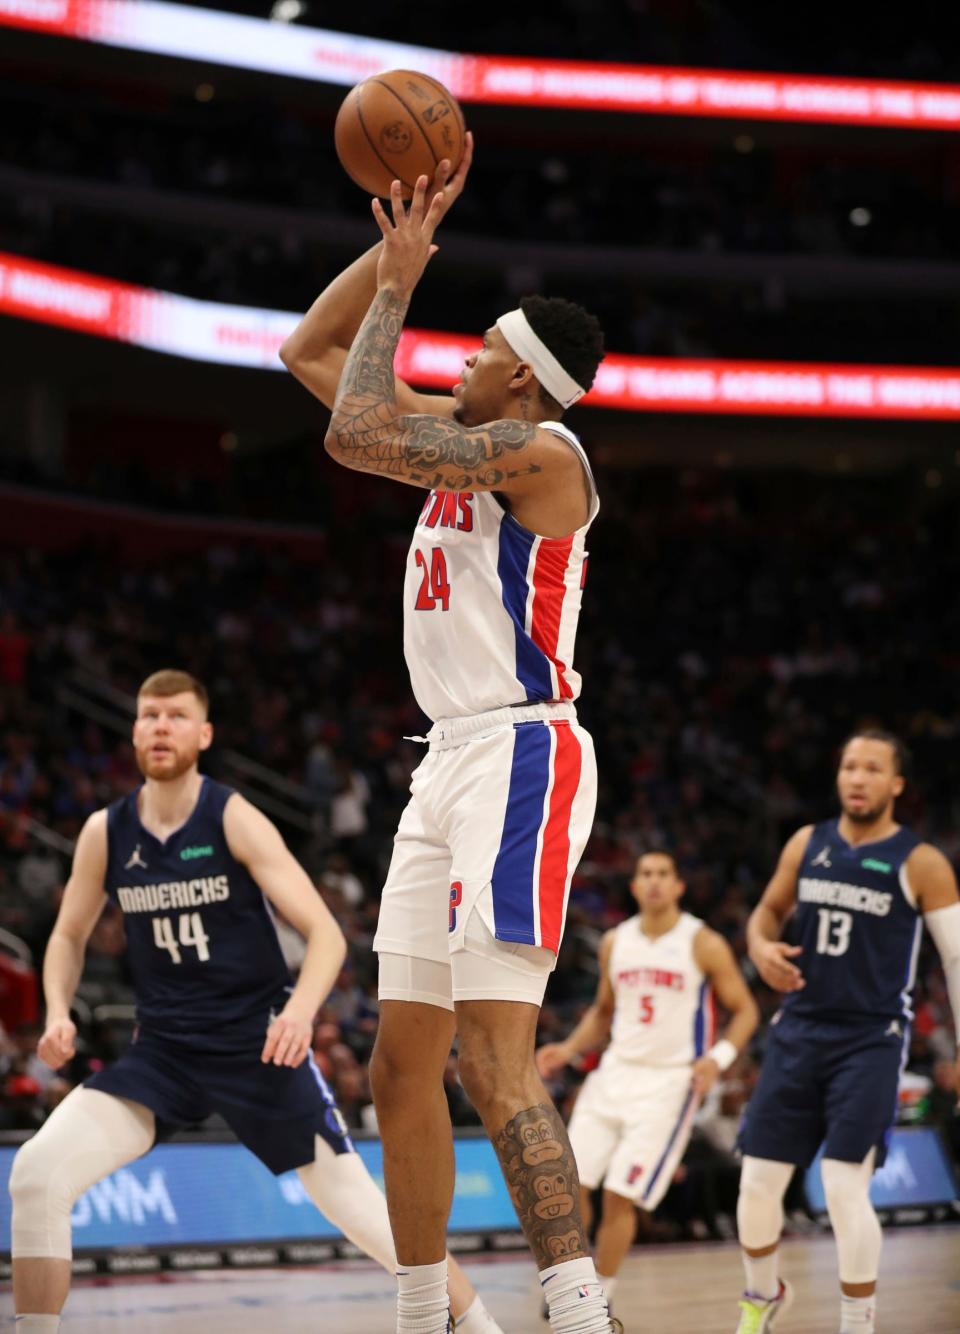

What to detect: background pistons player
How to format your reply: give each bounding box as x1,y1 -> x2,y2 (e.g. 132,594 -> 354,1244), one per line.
537,850 -> 757,1313
280,148 -> 617,1333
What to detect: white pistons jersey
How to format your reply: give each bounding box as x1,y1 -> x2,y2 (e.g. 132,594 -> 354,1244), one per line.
403,421 -> 598,723
602,911 -> 715,1068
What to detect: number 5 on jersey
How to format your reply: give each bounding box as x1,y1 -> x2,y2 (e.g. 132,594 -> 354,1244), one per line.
153,912 -> 211,964
414,547 -> 451,611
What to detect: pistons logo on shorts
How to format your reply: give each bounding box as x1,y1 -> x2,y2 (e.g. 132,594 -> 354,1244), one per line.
627,1163 -> 644,1186
449,881 -> 463,932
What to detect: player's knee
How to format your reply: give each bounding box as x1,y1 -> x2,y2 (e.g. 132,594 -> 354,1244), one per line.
455,1042 -> 495,1111
739,1155 -> 790,1205
368,1034 -> 430,1108
457,1008 -> 538,1114
737,1156 -> 792,1249
10,1136 -> 73,1258
821,1156 -> 871,1216
367,1042 -> 401,1105
456,1032 -> 521,1117
10,1135 -> 61,1209
602,1188 -> 635,1219
10,1136 -> 44,1211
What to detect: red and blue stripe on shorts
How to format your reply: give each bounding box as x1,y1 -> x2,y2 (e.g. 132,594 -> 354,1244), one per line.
489,719 -> 582,954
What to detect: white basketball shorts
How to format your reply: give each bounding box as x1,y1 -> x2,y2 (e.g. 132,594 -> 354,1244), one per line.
374,701 -> 597,1009
568,1056 -> 699,1210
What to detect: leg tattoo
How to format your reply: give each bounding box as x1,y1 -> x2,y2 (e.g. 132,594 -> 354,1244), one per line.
492,1102 -> 588,1268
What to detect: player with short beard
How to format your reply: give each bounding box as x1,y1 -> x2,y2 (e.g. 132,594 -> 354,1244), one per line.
281,147 -> 616,1334
9,669 -> 502,1334
733,730 -> 960,1334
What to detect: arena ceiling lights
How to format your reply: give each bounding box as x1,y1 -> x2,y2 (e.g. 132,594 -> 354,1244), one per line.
4,0 -> 960,129
3,250 -> 960,420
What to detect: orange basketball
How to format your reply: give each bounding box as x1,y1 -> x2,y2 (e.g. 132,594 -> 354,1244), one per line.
334,69 -> 466,199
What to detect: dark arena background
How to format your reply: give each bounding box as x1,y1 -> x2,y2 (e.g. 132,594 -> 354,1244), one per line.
1,2 -> 959,1330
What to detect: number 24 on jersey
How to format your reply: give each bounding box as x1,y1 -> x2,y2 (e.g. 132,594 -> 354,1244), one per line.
414,547 -> 451,612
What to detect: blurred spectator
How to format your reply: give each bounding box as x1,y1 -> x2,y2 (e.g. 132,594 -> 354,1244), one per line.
0,464 -> 957,1234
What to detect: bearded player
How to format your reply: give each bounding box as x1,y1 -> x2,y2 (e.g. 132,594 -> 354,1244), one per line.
281,143 -> 618,1334
733,730 -> 960,1334
9,670 -> 502,1334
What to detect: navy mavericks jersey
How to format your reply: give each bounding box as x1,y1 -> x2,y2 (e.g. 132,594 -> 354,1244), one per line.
105,778 -> 292,1050
783,818 -> 922,1024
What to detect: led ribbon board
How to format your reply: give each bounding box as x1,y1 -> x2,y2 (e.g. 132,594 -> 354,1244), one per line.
3,0 -> 960,128
2,251 -> 960,419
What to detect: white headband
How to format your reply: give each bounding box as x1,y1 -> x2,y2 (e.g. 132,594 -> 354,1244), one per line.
496,308 -> 586,409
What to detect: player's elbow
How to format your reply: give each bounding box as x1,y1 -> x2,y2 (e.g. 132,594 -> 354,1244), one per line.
323,425 -> 369,471
314,911 -> 347,966
279,335 -> 313,379
323,426 -> 348,462
46,922 -> 88,957
740,991 -> 761,1035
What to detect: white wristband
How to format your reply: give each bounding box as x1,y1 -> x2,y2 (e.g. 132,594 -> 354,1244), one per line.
706,1039 -> 738,1072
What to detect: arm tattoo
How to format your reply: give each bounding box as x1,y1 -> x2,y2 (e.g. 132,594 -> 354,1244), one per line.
335,287 -> 408,408
328,290 -> 541,489
492,1102 -> 589,1269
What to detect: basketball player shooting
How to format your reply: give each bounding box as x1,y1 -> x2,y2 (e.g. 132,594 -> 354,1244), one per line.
9,670 -> 501,1334
281,149 -> 618,1333
733,730 -> 960,1334
536,850 -> 758,1314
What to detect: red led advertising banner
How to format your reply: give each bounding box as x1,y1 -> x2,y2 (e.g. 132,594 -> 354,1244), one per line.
3,251 -> 959,419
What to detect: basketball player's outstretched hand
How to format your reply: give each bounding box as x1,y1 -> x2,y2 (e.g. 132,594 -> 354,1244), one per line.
37,1017 -> 77,1069
261,1007 -> 313,1068
752,940 -> 805,993
373,174 -> 447,298
535,1042 -> 573,1080
430,130 -> 474,221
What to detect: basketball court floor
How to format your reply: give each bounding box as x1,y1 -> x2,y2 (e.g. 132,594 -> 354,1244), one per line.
2,1228 -> 957,1331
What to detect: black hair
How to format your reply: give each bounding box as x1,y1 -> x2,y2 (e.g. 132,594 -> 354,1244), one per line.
841,727 -> 910,778
635,848 -> 680,876
519,294 -> 605,412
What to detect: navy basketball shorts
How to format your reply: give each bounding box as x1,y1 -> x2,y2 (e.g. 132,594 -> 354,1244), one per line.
738,1010 -> 906,1169
86,1028 -> 353,1175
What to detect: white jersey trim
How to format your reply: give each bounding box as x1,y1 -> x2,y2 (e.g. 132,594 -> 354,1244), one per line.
538,420 -> 600,523
898,859 -> 918,911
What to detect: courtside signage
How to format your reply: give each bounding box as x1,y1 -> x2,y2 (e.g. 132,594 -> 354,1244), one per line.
3,0 -> 960,129
3,251 -> 960,420
805,1128 -> 957,1212
0,1137 -> 518,1251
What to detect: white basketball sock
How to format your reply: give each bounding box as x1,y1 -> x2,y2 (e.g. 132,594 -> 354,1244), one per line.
397,1260 -> 449,1334
452,1294 -> 504,1332
840,1294 -> 876,1332
742,1251 -> 779,1302
540,1256 -> 611,1332
15,1318 -> 61,1331
597,1274 -> 617,1303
